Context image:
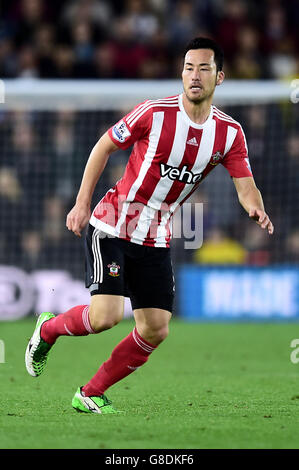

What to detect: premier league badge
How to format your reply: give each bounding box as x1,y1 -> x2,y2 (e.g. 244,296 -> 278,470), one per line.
112,120 -> 131,143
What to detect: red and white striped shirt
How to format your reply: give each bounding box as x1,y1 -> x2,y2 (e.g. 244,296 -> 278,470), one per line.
90,94 -> 252,247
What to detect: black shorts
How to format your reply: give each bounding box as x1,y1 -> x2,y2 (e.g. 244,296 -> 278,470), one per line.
84,224 -> 175,312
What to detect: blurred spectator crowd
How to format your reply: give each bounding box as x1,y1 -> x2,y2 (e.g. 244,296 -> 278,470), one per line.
1,0 -> 299,80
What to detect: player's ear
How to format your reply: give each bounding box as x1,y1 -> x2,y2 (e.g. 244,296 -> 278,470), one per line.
216,70 -> 225,86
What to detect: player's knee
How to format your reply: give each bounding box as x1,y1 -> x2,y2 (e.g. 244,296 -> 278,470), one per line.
88,296 -> 124,333
156,325 -> 169,343
145,325 -> 169,345
89,308 -> 122,333
90,315 -> 121,333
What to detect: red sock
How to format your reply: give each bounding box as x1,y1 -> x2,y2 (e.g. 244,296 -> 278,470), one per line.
41,305 -> 94,345
82,327 -> 157,396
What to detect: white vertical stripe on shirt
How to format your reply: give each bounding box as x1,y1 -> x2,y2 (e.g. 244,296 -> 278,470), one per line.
239,125 -> 248,153
115,111 -> 165,238
155,119 -> 217,246
224,125 -> 238,155
130,111 -> 189,243
148,111 -> 190,208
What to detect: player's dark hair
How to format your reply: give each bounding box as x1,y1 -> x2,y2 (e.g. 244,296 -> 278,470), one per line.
184,37 -> 224,72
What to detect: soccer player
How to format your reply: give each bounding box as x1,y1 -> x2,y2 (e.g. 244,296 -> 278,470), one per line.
25,37 -> 274,414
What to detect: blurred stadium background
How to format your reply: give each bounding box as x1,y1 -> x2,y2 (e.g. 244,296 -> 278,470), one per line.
0,0 -> 298,322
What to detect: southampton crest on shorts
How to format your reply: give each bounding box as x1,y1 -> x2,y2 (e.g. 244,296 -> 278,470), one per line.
210,151 -> 224,165
108,261 -> 120,277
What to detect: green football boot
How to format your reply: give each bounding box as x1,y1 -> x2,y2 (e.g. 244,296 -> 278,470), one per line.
25,312 -> 55,377
72,387 -> 121,414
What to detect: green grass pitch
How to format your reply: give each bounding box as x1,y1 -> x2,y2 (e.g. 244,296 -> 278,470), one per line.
1,317 -> 299,449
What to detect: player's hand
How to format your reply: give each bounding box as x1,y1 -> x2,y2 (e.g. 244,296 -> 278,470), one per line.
249,208 -> 274,235
66,203 -> 91,237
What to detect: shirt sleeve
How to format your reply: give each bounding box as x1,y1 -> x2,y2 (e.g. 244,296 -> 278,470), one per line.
221,125 -> 253,178
108,100 -> 153,150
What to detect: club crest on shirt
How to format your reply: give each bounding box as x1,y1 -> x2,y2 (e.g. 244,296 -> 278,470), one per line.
112,120 -> 131,143
210,151 -> 224,165
108,261 -> 120,277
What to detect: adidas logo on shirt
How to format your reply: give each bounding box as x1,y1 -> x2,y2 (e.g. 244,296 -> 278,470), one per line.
186,137 -> 198,146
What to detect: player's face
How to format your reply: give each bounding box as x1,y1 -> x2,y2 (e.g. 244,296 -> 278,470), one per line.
182,49 -> 224,104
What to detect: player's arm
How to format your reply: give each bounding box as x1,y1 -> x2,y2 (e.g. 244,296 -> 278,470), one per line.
233,176 -> 274,235
66,132 -> 119,237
